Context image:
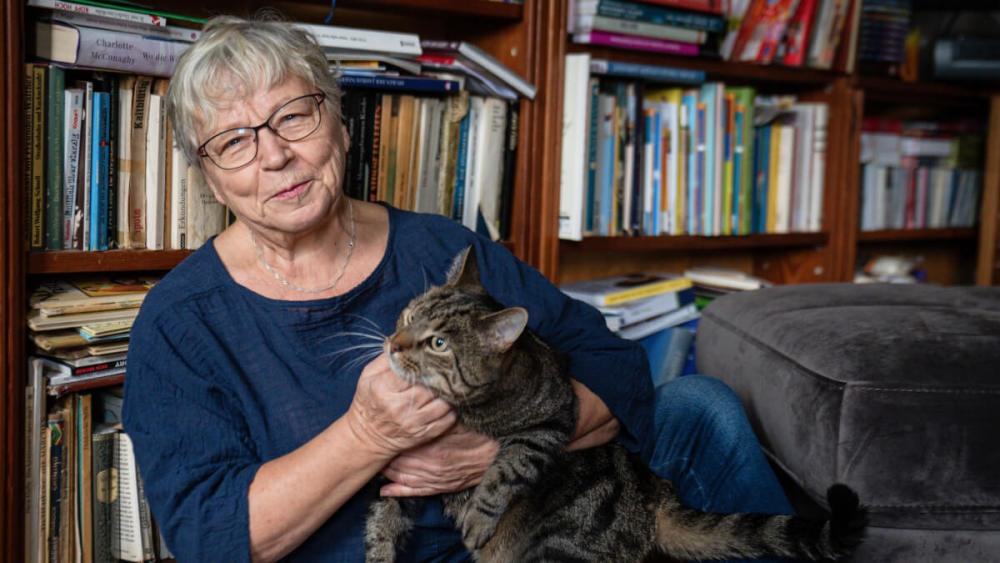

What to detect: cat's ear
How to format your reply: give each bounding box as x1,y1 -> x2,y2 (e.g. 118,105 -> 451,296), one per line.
446,245 -> 481,289
480,307 -> 528,352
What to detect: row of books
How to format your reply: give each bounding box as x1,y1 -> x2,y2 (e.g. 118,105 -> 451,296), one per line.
24,64 -> 227,251
564,0 -> 862,73
339,89 -> 520,240
560,53 -> 828,240
859,117 -> 983,231
568,0 -> 727,57
26,365 -> 170,563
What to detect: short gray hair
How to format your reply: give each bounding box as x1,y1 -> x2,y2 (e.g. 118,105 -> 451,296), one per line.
166,13 -> 342,165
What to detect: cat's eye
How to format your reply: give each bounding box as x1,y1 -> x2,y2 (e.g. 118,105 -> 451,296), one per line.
403,309 -> 413,325
429,336 -> 449,352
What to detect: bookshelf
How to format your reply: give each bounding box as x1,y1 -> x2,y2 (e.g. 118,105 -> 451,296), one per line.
2,1 -> 1000,560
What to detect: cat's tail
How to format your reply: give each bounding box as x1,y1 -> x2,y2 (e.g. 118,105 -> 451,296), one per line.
654,483 -> 868,561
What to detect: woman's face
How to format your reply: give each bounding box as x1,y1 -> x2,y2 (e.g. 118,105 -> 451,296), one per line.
195,74 -> 349,237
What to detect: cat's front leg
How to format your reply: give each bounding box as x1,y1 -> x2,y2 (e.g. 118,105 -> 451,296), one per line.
459,431 -> 563,551
365,497 -> 418,563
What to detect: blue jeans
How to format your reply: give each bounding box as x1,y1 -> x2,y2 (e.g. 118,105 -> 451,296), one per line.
644,375 -> 795,562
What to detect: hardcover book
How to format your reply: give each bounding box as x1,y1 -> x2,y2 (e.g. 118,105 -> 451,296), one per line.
560,272 -> 693,307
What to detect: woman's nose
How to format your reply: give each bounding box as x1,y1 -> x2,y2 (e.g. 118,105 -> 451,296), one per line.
256,127 -> 294,169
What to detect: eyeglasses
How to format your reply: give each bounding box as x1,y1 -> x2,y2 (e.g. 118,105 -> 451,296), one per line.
197,92 -> 326,170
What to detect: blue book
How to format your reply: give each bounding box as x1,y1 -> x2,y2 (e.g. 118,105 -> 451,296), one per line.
585,78 -> 600,233
754,125 -> 771,233
695,102 -> 706,236
89,92 -> 111,251
339,74 -> 462,94
451,109 -> 471,220
699,83 -> 719,236
595,0 -> 726,32
590,59 -> 705,84
650,110 -> 662,235
597,91 -> 616,236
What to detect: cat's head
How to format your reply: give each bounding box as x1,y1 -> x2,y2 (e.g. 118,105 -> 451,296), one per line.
385,246 -> 528,405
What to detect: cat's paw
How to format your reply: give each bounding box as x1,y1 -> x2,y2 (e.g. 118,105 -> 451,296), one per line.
461,507 -> 499,551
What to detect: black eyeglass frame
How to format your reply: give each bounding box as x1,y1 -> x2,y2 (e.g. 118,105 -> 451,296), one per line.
197,92 -> 327,170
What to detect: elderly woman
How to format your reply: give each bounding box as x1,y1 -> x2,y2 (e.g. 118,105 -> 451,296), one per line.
123,15 -> 792,563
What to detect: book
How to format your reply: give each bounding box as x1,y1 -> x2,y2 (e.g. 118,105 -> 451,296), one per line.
590,58 -> 705,83
575,14 -> 709,44
598,286 -> 696,328
28,307 -> 140,332
62,87 -> 85,249
145,81 -> 168,250
184,163 -> 226,248
127,76 -> 153,249
417,54 -> 519,100
29,275 -> 156,316
420,39 -> 536,99
33,20 -> 189,76
27,63 -> 46,250
617,302 -> 700,340
29,2 -> 201,42
44,64 -> 66,250
572,30 -> 701,56
295,22 -> 421,56
559,53 -> 592,241
40,0 -> 206,24
111,431 -> 146,562
573,0 -> 726,33
561,272 -> 693,307
683,265 -> 773,291
90,90 -> 112,250
338,74 -> 462,93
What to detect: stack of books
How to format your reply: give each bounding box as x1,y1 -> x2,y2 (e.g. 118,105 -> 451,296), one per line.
859,117 -> 983,231
560,272 -> 698,339
721,0 -> 860,71
683,264 -> 772,306
27,274 -> 156,394
560,272 -> 700,385
568,0 -> 726,58
560,54 -> 829,240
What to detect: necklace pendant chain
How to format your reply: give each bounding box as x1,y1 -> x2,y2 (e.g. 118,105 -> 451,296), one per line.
252,199 -> 356,294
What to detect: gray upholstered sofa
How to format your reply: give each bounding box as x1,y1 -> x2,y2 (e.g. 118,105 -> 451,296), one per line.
696,283 -> 1000,562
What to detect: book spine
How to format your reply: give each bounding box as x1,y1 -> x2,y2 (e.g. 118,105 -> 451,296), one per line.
421,40 -> 536,99
338,74 -> 462,93
90,92 -> 110,250
62,89 -> 84,249
573,30 -> 700,56
595,0 -> 725,32
498,100 -> 519,240
636,0 -> 723,16
368,94 -> 382,202
128,76 -> 152,249
581,15 -> 707,44
41,10 -> 201,41
29,0 -> 165,26
590,58 -> 705,83
28,65 -> 47,250
44,65 -> 66,250
296,23 -> 422,56
451,106 -> 471,220
45,22 -> 188,76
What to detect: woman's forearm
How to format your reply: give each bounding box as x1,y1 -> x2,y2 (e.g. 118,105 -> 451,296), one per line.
247,414 -> 393,562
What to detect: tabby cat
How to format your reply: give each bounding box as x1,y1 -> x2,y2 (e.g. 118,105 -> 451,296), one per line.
365,246 -> 867,562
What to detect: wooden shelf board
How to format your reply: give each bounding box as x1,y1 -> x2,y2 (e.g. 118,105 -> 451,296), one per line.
28,250 -> 194,274
563,232 -> 829,252
857,228 -> 978,243
566,44 -> 839,86
856,76 -> 990,107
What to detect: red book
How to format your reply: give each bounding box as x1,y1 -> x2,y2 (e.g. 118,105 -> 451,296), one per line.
642,0 -> 724,15
781,0 -> 819,66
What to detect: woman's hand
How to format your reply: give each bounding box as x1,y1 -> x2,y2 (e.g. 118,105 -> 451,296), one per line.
345,354 -> 457,459
379,423 -> 499,497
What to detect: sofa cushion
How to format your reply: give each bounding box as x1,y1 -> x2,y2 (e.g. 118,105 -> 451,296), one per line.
696,283 -> 1000,533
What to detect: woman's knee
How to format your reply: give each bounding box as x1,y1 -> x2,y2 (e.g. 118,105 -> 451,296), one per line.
653,375 -> 752,443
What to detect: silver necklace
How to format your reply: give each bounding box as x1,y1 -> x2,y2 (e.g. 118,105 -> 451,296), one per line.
251,199 -> 356,294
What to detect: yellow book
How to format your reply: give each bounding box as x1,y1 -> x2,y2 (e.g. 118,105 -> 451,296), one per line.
767,124 -> 782,233
560,273 -> 693,307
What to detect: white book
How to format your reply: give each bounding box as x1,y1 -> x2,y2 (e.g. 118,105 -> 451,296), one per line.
598,287 -> 692,327
168,141 -> 188,249
461,96 -> 484,230
559,53 -> 591,241
116,78 -> 134,248
809,103 -> 828,232
294,22 -> 422,57
112,432 -> 146,562
575,14 -> 706,44
28,0 -> 167,26
414,98 -> 442,214
476,98 -> 509,241
617,303 -> 699,341
663,98 -> 681,235
788,104 -> 815,233
62,88 -> 84,249
184,165 -> 226,249
774,123 -> 796,234
35,9 -> 199,42
144,94 -> 166,250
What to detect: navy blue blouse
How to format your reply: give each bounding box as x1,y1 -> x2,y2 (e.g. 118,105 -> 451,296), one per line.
123,205 -> 652,561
